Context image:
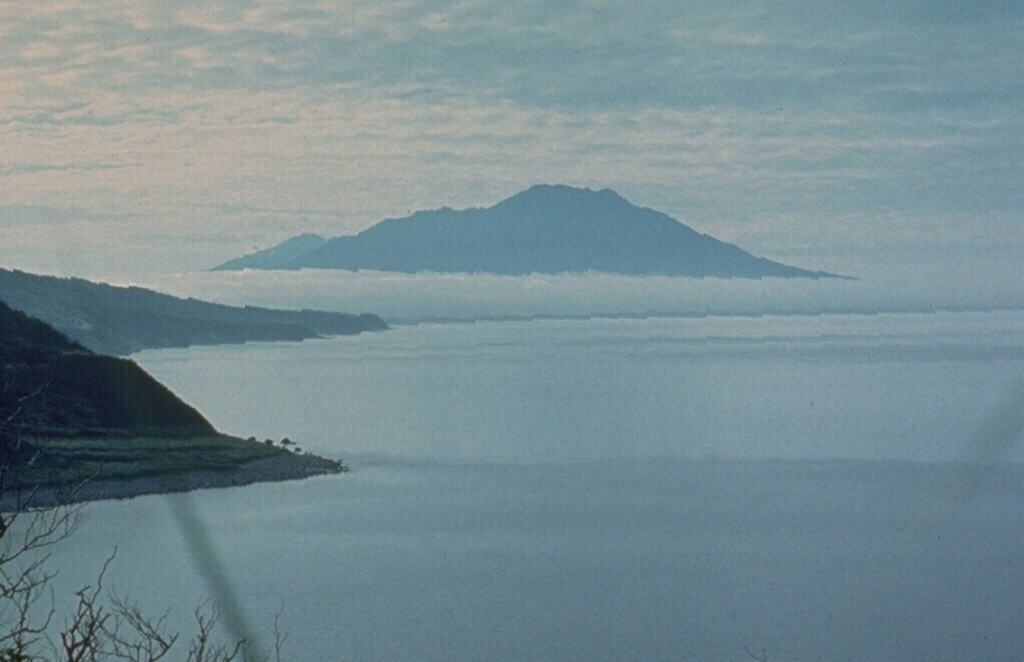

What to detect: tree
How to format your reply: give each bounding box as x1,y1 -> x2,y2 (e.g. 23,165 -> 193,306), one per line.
0,496 -> 285,661
0,383 -> 286,662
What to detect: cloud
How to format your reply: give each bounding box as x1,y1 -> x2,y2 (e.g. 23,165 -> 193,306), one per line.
0,204 -> 131,225
0,0 -> 1019,278
0,162 -> 124,177
19,41 -> 62,59
133,265 -> 1024,324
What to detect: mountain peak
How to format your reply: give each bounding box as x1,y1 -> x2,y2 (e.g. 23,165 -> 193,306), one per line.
515,183 -> 626,202
523,183 -> 591,195
491,184 -> 636,221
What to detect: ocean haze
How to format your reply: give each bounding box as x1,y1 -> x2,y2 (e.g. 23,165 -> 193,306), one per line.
136,259 -> 1024,324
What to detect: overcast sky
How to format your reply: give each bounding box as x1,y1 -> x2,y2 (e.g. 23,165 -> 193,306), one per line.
1,1 -> 1021,279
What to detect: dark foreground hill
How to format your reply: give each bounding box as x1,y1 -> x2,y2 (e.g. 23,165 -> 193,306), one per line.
0,301 -> 342,507
0,300 -> 213,439
216,184 -> 839,278
0,267 -> 387,355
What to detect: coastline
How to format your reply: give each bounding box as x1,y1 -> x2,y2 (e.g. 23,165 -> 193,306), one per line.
0,452 -> 344,512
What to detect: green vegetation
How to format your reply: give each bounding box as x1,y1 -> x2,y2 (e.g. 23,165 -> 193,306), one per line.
14,435 -> 286,488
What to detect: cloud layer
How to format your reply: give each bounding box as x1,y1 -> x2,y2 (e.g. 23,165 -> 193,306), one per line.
1,1 -> 1021,278
136,261 -> 1024,323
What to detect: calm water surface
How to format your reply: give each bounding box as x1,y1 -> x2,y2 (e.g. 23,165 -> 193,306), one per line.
43,312 -> 1024,661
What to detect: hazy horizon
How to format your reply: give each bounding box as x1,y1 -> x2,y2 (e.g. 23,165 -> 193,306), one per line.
128,263 -> 1024,323
2,1 -> 1021,286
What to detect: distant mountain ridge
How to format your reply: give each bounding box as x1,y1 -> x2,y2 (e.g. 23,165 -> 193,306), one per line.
217,233 -> 328,271
215,184 -> 837,278
0,268 -> 387,355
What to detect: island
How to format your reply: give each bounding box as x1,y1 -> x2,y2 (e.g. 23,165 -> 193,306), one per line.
215,184 -> 842,278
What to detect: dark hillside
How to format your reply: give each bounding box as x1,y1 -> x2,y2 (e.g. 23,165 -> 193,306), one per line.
1,301 -> 343,506
0,301 -> 215,441
0,298 -> 84,358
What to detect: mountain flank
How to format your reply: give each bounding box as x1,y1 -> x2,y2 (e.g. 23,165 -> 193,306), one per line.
0,300 -> 342,508
0,300 -> 213,440
216,184 -> 840,278
0,268 -> 387,356
217,233 -> 328,270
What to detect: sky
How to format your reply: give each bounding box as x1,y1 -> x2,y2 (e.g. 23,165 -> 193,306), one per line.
1,0 -> 1022,281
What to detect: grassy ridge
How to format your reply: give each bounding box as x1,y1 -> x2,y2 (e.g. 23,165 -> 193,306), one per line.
14,435 -> 288,488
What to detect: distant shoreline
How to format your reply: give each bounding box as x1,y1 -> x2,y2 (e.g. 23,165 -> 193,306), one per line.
0,267 -> 388,357
0,452 -> 344,512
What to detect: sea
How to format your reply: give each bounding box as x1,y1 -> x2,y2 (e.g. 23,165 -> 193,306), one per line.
38,310 -> 1024,661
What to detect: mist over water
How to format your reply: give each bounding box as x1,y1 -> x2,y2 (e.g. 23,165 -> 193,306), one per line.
134,257 -> 1024,323
44,310 -> 1024,661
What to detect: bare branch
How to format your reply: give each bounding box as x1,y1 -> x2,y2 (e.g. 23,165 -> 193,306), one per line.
58,552 -> 117,662
0,379 -> 289,662
271,605 -> 287,662
105,594 -> 179,662
186,604 -> 248,662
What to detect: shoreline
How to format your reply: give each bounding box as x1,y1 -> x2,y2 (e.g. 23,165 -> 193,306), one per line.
1,452 -> 344,511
